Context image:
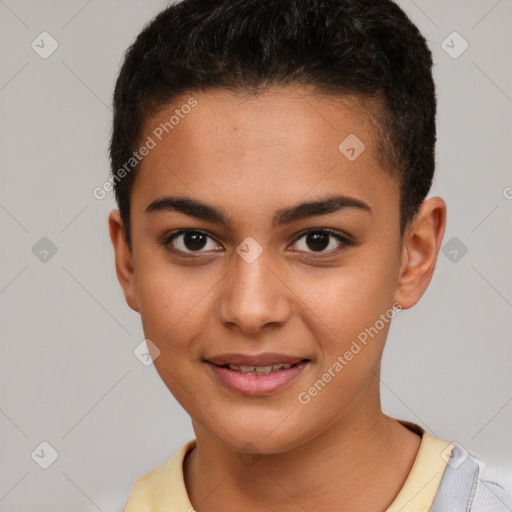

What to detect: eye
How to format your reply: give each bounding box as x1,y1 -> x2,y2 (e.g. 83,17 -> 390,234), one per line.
290,229 -> 353,255
161,228 -> 354,257
161,229 -> 222,254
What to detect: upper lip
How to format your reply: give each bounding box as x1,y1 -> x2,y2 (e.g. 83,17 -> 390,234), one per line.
206,352 -> 307,366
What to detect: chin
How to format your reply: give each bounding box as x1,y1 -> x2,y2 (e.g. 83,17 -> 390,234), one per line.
208,417 -> 314,456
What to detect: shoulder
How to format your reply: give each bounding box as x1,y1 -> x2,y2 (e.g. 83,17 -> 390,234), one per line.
124,461 -> 168,512
471,455 -> 512,512
123,439 -> 197,512
430,442 -> 512,512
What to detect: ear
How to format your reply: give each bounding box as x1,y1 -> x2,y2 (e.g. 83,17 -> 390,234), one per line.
108,209 -> 140,312
394,197 -> 447,309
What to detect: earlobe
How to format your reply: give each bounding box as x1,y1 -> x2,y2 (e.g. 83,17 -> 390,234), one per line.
108,209 -> 140,313
394,197 -> 447,309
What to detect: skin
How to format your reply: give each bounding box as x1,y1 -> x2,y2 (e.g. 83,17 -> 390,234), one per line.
109,86 -> 446,511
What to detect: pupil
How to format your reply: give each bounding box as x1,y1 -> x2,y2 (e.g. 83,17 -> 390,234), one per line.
185,232 -> 207,251
307,231 -> 329,251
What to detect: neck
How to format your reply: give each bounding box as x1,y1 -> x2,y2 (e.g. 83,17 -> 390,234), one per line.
183,404 -> 421,512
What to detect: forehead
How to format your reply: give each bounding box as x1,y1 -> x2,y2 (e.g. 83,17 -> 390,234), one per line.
142,86 -> 380,161
132,86 -> 398,224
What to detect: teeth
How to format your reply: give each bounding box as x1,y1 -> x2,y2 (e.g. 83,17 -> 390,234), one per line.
255,365 -> 272,374
227,363 -> 294,374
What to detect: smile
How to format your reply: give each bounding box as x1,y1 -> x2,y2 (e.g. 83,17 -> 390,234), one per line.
205,354 -> 310,395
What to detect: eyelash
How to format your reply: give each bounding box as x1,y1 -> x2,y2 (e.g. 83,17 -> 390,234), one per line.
160,228 -> 354,258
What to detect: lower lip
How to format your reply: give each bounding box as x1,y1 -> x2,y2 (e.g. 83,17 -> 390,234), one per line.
206,361 -> 309,396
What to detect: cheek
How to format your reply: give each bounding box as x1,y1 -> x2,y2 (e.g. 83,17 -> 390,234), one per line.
134,255 -> 208,337
293,254 -> 398,340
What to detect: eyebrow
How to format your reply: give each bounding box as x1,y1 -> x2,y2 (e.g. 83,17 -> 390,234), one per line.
145,194 -> 371,229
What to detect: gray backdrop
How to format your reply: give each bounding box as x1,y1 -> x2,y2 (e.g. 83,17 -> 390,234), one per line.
1,0 -> 511,510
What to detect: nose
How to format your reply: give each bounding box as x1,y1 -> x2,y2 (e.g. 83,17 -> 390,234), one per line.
217,246 -> 292,335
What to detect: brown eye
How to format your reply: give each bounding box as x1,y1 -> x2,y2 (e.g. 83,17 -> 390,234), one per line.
291,229 -> 352,255
163,230 -> 222,254
181,231 -> 208,251
305,231 -> 330,251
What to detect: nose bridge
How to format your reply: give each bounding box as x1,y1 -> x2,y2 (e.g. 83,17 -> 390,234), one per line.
218,241 -> 290,333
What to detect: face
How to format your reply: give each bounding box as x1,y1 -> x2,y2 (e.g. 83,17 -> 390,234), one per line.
109,86 -> 443,455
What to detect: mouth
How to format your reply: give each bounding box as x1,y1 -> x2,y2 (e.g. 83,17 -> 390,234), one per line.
204,353 -> 310,395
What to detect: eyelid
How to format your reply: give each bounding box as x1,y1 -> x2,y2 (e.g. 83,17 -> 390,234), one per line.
291,227 -> 354,245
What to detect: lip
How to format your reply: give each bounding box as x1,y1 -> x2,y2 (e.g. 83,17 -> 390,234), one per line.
205,354 -> 309,396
